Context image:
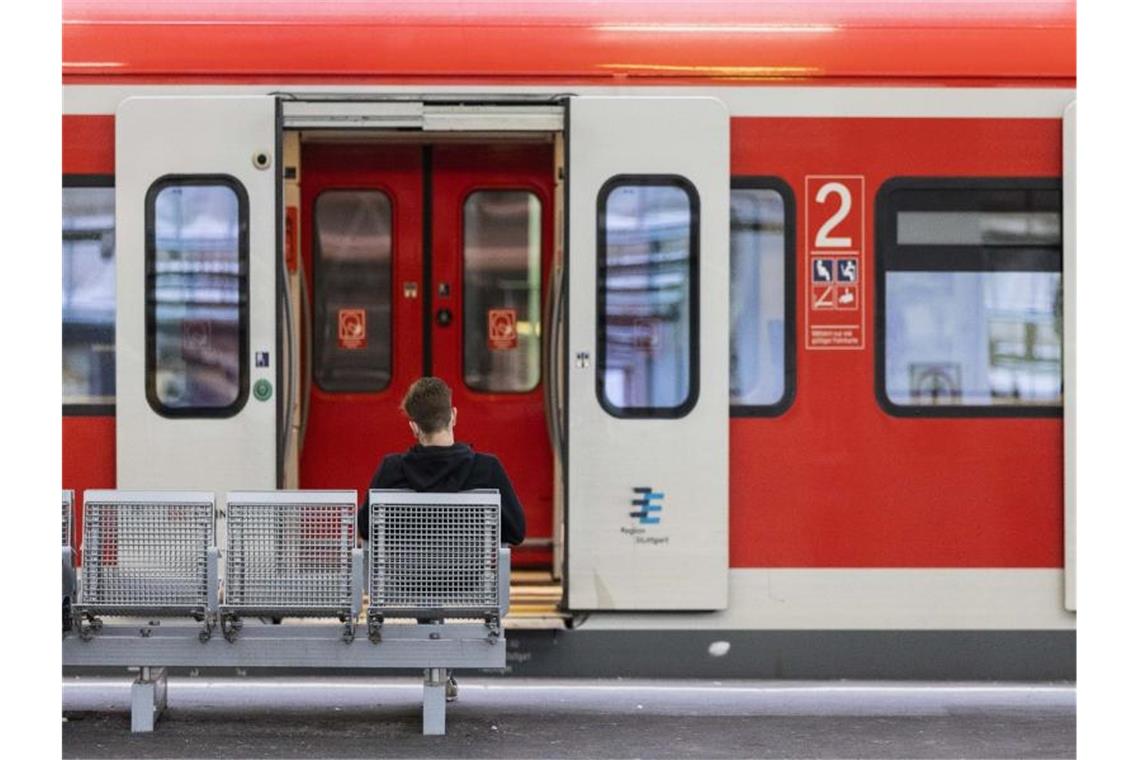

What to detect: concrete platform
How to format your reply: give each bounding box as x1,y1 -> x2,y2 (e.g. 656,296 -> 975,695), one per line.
62,677 -> 1075,759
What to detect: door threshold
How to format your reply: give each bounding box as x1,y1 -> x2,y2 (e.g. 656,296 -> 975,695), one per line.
506,569 -> 567,629
505,614 -> 571,630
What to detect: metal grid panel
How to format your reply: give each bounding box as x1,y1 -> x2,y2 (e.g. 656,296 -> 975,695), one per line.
78,491 -> 214,616
369,490 -> 500,616
223,492 -> 356,616
63,490 -> 74,548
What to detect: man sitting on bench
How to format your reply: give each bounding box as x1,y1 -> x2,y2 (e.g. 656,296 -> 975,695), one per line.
357,376 -> 526,700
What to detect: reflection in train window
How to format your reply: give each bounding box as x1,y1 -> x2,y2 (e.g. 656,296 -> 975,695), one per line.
463,190 -> 542,393
598,178 -> 698,417
885,272 -> 1062,406
878,181 -> 1062,413
730,186 -> 788,409
313,190 -> 393,393
897,210 -> 1060,246
63,183 -> 115,410
146,178 -> 248,416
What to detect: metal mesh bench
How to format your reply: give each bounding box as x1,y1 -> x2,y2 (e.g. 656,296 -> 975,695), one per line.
221,490 -> 362,641
367,488 -> 504,626
64,488 -> 510,736
74,490 -> 218,636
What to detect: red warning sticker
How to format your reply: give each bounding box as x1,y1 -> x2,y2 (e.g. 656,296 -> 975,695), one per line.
487,308 -> 518,350
338,308 -> 367,350
805,176 -> 866,350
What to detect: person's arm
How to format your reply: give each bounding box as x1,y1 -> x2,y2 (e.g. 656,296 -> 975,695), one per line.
488,457 -> 526,545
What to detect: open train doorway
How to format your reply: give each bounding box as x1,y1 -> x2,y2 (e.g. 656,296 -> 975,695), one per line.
284,128 -> 564,626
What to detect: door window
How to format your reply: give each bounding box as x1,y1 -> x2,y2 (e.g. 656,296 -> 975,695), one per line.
313,190 -> 394,393
597,177 -> 699,417
146,178 -> 248,416
462,190 -> 542,392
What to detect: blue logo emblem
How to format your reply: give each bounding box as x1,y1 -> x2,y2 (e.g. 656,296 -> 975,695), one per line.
630,487 -> 663,525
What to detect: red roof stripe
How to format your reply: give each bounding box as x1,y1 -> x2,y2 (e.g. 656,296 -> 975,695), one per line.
63,1 -> 1075,82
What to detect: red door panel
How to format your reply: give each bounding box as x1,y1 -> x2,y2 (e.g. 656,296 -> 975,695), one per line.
299,143 -> 424,498
432,144 -> 555,566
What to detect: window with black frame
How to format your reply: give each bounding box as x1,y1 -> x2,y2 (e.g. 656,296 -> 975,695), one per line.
729,181 -> 795,414
146,177 -> 249,416
876,179 -> 1062,416
597,177 -> 699,418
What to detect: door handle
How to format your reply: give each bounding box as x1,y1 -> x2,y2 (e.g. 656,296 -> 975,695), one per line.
435,308 -> 453,327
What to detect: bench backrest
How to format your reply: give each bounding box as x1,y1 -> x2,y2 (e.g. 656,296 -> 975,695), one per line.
77,490 -> 215,617
368,489 -> 501,619
222,490 -> 357,618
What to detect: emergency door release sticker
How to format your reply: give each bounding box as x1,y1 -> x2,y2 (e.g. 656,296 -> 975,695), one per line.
487,308 -> 518,350
338,308 -> 367,350
805,175 -> 866,350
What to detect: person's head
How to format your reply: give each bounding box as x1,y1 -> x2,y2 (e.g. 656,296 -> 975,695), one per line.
400,377 -> 457,443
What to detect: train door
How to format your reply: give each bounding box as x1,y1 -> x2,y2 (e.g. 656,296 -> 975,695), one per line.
565,97 -> 731,609
298,139 -> 554,569
431,144 -> 555,567
298,143 -> 425,498
115,96 -> 278,492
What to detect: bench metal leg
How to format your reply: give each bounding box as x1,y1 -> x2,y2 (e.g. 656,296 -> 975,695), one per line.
130,667 -> 167,733
423,668 -> 446,735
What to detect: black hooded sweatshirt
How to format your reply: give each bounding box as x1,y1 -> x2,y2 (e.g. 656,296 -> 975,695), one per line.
357,443 -> 526,545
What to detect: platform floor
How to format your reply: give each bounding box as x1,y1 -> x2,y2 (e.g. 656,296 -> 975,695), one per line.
62,677 -> 1074,759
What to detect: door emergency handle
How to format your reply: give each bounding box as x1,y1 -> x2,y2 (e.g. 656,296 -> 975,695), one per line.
436,308 -> 453,327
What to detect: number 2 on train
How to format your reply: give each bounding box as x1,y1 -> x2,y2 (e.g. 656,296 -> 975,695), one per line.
813,181 -> 853,249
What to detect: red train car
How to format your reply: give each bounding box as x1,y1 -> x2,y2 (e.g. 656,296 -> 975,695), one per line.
62,1 -> 1076,677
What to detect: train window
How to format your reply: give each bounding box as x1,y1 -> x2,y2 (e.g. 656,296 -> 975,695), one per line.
63,180 -> 115,413
463,190 -> 542,393
312,190 -> 393,393
876,179 -> 1062,416
146,177 -> 249,417
597,176 -> 699,418
729,180 -> 795,414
